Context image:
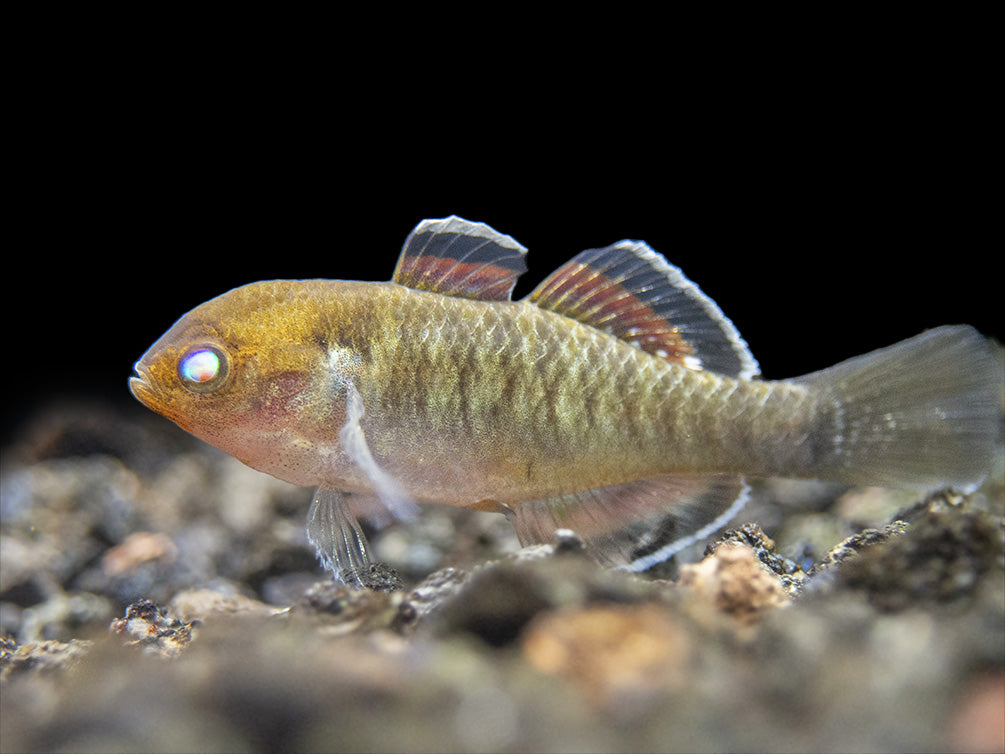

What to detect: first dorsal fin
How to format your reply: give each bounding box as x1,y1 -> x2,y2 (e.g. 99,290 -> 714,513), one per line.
392,216 -> 528,301
526,241 -> 759,379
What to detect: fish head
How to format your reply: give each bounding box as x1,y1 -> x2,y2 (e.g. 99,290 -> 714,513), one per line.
129,280 -> 354,486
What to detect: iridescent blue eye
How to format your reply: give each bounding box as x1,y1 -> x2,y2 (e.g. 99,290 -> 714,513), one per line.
178,346 -> 230,392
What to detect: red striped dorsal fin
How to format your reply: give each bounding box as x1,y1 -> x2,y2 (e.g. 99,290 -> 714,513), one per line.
392,216 -> 528,301
526,241 -> 759,379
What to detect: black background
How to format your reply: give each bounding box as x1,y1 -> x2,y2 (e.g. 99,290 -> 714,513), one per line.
5,39 -> 1001,445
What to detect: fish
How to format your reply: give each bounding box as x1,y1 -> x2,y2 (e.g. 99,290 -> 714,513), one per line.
129,216 -> 1002,588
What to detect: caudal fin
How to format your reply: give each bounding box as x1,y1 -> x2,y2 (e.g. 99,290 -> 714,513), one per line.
799,326 -> 1002,492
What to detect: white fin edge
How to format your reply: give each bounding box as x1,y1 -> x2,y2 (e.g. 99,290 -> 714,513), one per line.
615,480 -> 752,572
410,216 -> 528,256
617,240 -> 760,380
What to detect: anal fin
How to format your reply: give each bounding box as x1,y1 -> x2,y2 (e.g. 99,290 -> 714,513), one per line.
506,474 -> 750,572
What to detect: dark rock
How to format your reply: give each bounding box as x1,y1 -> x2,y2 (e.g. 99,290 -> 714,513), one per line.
2,401 -> 1003,753
836,506 -> 1001,610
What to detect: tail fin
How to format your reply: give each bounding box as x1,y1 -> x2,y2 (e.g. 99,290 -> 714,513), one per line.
798,326 -> 1002,492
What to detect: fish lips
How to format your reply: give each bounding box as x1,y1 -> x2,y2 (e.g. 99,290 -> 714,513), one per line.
128,367 -> 189,432
128,362 -> 159,411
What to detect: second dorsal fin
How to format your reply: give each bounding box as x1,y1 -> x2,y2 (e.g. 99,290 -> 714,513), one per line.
392,216 -> 528,301
526,241 -> 759,379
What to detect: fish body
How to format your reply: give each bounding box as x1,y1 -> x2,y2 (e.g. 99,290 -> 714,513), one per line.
130,217 -> 1001,586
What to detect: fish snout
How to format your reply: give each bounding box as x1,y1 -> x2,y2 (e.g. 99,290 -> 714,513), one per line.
128,363 -> 157,409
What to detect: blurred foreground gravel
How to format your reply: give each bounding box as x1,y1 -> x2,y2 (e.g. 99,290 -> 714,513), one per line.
1,399 -> 1003,753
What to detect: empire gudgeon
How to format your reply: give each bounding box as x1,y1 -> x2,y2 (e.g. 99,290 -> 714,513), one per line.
130,217 -> 1001,587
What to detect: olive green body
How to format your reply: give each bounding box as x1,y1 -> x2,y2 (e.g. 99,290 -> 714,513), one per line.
290,281 -> 816,506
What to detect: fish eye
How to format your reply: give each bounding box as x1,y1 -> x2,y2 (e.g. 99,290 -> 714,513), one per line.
178,346 -> 230,393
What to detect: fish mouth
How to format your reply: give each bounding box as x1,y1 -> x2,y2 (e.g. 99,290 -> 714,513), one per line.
129,366 -> 188,431
128,364 -> 156,409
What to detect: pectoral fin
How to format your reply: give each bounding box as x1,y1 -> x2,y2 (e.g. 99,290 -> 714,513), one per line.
308,383 -> 421,589
340,382 -> 419,522
506,473 -> 751,572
